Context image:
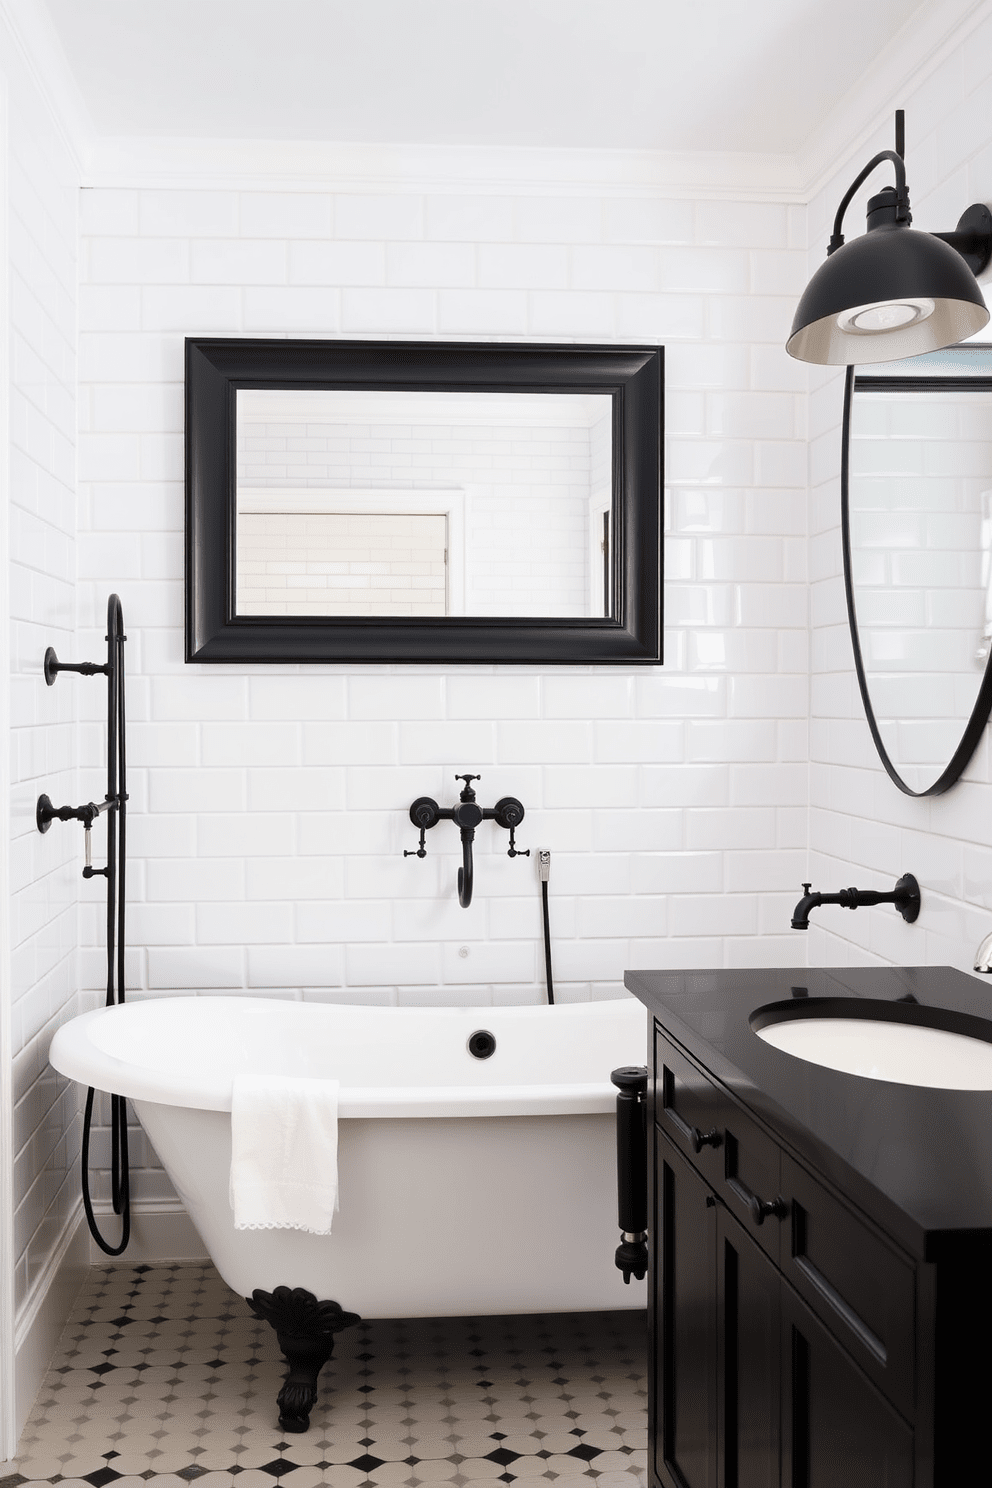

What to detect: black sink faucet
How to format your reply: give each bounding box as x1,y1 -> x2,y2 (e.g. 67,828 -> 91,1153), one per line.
405,775 -> 527,908
791,874 -> 921,930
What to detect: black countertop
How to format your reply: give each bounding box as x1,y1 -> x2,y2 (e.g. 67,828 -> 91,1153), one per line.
624,964 -> 992,1261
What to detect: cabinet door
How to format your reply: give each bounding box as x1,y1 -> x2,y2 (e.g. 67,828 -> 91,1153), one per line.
716,1205 -> 780,1488
781,1285 -> 913,1488
654,1132 -> 718,1488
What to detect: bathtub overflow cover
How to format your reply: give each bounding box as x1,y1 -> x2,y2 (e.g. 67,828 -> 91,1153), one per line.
468,1029 -> 497,1060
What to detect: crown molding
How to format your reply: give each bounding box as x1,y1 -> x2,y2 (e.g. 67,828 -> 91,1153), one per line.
79,134 -> 805,200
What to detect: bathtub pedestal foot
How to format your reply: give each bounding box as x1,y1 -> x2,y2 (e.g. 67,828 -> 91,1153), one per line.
248,1285 -> 360,1433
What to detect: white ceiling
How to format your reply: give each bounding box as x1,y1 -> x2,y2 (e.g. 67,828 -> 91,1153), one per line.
41,0 -> 932,156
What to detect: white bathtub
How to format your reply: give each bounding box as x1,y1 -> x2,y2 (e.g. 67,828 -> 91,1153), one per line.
50,995 -> 648,1318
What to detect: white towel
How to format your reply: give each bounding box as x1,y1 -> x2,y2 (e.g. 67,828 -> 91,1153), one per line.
230,1073 -> 340,1234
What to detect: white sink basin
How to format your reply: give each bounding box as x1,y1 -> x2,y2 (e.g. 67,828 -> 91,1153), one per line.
754,1016 -> 992,1089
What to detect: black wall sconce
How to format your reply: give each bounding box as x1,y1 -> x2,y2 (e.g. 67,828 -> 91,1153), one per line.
788,109 -> 992,365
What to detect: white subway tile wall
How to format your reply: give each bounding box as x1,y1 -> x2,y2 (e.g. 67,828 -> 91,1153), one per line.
72,181 -> 808,1207
808,13 -> 992,969
1,22 -> 82,1319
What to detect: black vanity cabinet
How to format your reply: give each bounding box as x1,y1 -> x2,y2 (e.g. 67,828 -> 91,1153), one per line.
628,966 -> 992,1488
653,1052 -> 912,1488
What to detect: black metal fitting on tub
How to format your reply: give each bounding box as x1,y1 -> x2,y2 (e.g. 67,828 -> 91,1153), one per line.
404,774 -> 528,908
611,1065 -> 648,1284
791,873 -> 921,929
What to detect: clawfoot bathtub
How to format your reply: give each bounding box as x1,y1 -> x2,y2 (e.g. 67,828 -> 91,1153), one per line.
51,995 -> 647,1430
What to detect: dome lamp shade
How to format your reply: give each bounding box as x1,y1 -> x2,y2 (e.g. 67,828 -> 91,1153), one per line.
787,112 -> 992,366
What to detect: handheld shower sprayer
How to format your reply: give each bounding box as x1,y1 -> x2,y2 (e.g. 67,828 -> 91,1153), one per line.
38,594 -> 130,1255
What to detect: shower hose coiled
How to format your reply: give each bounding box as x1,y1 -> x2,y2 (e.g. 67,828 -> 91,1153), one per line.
79,594 -> 131,1255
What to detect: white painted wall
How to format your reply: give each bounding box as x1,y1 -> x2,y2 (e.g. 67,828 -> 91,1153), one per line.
807,9 -> 992,968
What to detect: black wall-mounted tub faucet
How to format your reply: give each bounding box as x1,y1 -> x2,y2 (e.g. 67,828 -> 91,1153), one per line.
791,873 -> 921,930
404,775 -> 527,908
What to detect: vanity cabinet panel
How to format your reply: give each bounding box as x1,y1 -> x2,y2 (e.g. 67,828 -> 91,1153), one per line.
653,1133 -> 718,1488
715,1204 -> 781,1488
780,1284 -> 914,1488
782,1155 -> 915,1419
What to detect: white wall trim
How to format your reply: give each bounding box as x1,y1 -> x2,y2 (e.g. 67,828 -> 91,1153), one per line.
80,135 -> 807,201
86,1200 -> 208,1267
12,1205 -> 88,1452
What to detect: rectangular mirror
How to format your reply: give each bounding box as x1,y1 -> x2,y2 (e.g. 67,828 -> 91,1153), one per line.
186,339 -> 663,663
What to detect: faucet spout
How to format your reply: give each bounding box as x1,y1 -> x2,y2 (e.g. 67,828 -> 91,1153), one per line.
791,874 -> 920,930
791,883 -> 822,930
457,832 -> 474,908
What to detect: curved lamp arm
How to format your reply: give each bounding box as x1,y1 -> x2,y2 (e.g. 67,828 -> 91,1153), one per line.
828,149 -> 909,255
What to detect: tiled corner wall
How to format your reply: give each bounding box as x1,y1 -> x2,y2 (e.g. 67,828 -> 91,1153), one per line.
808,10 -> 992,968
0,4 -> 81,1356
75,180 -> 809,1205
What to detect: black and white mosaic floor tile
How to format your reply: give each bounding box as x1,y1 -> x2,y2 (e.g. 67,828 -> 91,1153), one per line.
3,1264 -> 647,1488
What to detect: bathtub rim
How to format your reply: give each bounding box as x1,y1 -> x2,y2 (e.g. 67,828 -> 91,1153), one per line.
49,995 -> 646,1119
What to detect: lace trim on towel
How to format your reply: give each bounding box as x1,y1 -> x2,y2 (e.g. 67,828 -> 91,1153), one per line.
235,1220 -> 334,1233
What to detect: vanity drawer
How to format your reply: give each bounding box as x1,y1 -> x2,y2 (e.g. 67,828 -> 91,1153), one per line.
654,1027 -> 726,1186
782,1154 -> 915,1420
655,1027 -> 786,1265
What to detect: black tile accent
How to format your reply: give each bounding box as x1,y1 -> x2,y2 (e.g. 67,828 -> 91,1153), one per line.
83,1469 -> 123,1486
257,1461 -> 300,1479
567,1443 -> 603,1461
176,1468 -> 209,1482
485,1448 -> 521,1466
348,1456 -> 385,1473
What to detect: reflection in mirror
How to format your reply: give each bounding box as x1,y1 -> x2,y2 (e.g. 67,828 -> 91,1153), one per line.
235,390 -> 613,620
844,345 -> 992,794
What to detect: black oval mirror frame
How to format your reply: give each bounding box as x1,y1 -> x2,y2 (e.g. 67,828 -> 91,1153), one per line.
841,360 -> 992,796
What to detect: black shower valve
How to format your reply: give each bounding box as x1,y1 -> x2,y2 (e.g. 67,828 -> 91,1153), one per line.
493,796 -> 524,830
494,797 -> 529,858
404,797 -> 440,859
409,796 -> 440,831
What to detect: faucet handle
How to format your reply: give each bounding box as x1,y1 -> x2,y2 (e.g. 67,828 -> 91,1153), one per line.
455,773 -> 481,800
802,882 -> 812,895
404,797 -> 439,859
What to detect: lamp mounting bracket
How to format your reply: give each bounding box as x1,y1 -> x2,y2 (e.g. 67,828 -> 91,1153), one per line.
932,202 -> 992,278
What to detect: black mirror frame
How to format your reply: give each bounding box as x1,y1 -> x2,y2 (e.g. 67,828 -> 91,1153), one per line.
841,354 -> 992,796
185,338 -> 663,665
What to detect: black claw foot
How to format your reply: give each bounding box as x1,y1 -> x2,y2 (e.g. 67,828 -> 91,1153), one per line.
247,1285 -> 361,1433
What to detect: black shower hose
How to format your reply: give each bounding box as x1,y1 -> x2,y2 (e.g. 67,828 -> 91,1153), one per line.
541,877 -> 555,1005
80,595 -> 131,1255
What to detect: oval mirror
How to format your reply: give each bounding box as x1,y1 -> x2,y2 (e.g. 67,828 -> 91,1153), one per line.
842,345 -> 992,795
